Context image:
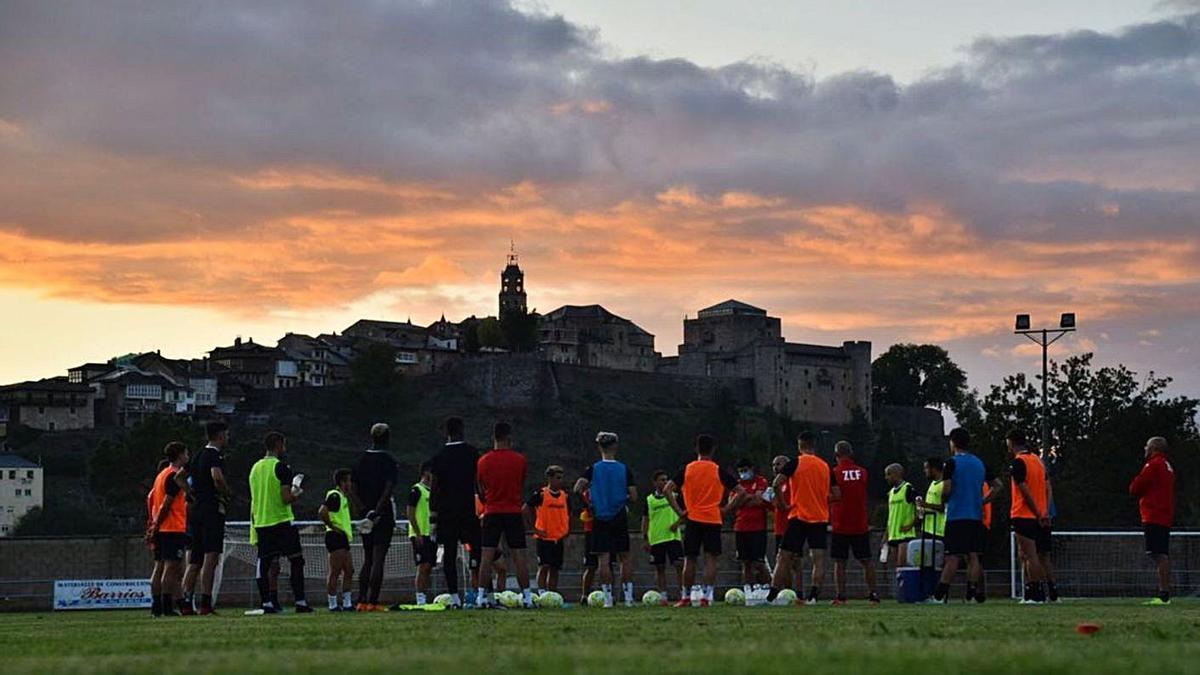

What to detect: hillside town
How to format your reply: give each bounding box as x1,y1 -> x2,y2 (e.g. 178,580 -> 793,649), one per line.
0,249 -> 872,435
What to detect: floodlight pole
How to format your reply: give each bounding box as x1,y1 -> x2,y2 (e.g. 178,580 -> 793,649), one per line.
1013,325 -> 1075,453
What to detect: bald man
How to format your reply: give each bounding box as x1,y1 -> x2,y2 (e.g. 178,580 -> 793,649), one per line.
1130,436 -> 1175,605
884,463 -> 917,568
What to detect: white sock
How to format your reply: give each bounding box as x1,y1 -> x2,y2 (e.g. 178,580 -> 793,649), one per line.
623,582 -> 634,603
342,591 -> 352,608
703,585 -> 714,601
477,588 -> 488,606
522,588 -> 533,605
743,584 -> 752,596
296,599 -> 309,607
601,584 -> 613,607
416,592 -> 427,606
328,594 -> 338,610
691,584 -> 702,600
450,592 -> 462,607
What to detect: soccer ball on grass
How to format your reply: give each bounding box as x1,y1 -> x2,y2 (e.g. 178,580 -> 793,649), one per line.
773,589 -> 798,606
587,590 -> 607,607
724,588 -> 746,606
537,591 -> 564,608
641,590 -> 664,606
433,593 -> 454,607
498,590 -> 522,608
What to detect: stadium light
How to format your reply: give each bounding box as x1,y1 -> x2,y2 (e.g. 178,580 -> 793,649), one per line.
1014,312 -> 1077,455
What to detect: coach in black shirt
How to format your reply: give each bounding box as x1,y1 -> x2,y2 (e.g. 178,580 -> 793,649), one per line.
429,416 -> 481,606
351,423 -> 398,609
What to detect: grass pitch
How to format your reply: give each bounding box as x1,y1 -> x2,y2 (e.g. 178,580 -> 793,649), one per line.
3,600 -> 1198,674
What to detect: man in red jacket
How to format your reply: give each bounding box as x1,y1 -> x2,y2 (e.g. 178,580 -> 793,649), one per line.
1129,436 -> 1175,605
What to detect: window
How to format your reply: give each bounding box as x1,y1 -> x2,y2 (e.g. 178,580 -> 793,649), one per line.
48,422 -> 56,430
13,489 -> 18,497
38,406 -> 45,414
24,489 -> 31,496
69,407 -> 77,415
26,471 -> 33,479
7,470 -> 13,479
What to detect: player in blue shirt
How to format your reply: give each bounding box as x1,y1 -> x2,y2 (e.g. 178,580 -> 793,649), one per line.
931,428 -> 1002,603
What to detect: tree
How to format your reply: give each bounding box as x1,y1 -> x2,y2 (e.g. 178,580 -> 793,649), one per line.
88,415 -> 203,518
872,344 -> 967,411
346,342 -> 406,412
501,310 -> 540,352
477,317 -> 507,350
960,353 -> 1199,528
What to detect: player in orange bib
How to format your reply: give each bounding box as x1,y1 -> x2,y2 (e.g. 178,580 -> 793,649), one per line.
667,434 -> 742,607
769,431 -> 839,605
146,441 -> 191,617
1006,428 -> 1051,603
524,465 -> 570,593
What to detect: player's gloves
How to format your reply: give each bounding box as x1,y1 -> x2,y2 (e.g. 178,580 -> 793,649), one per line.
365,509 -> 379,522
290,474 -> 305,497
762,487 -> 775,502
357,517 -> 375,535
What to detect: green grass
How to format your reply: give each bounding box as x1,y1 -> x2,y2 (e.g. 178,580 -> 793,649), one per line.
3,600 -> 1199,674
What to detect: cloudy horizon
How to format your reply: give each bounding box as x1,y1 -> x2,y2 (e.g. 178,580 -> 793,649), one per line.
1,1 -> 1197,399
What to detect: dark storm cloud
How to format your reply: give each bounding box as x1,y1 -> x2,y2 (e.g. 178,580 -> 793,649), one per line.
2,0 -> 1198,245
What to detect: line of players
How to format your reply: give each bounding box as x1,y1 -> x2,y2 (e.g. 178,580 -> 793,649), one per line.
144,418 -> 1178,614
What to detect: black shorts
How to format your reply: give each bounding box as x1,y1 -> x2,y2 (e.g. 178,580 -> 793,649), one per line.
411,536 -> 438,566
683,520 -> 722,557
590,511 -> 630,555
582,532 -> 616,568
735,530 -> 768,563
888,537 -> 915,548
481,513 -> 526,550
781,520 -> 828,554
830,533 -> 871,561
1011,518 -> 1051,553
325,531 -> 350,553
256,522 -> 302,559
1144,524 -> 1170,556
775,534 -> 785,557
154,532 -> 189,562
649,540 -> 684,566
944,520 -> 987,555
536,538 -> 565,569
438,513 -> 482,570
361,513 -> 395,556
187,506 -> 225,564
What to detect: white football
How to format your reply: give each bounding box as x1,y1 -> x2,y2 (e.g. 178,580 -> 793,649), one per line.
587,590 -> 607,607
642,589 -> 663,606
773,589 -> 798,606
724,588 -> 746,605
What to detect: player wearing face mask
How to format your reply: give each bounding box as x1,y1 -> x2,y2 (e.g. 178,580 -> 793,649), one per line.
728,458 -> 772,599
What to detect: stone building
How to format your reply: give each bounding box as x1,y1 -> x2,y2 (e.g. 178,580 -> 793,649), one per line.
0,378 -> 95,431
663,300 -> 872,424
209,338 -> 298,389
539,305 -> 660,372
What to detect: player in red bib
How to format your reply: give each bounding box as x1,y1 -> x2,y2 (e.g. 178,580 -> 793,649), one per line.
728,458 -> 772,597
829,441 -> 879,605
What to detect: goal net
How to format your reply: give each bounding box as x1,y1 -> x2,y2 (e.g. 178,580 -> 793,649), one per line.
1009,530 -> 1200,598
215,520 -> 474,606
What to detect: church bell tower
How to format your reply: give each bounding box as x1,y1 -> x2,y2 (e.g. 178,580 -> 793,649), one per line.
499,241 -> 527,318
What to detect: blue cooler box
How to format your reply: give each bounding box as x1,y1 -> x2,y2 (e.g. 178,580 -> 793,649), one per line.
896,566 -> 940,603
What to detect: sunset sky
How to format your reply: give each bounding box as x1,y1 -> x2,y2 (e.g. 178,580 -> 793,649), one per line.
1,1 -> 1197,399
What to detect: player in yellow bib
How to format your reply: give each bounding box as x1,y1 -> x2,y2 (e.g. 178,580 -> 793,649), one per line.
641,470 -> 684,602
319,468 -> 354,611
249,431 -> 312,613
